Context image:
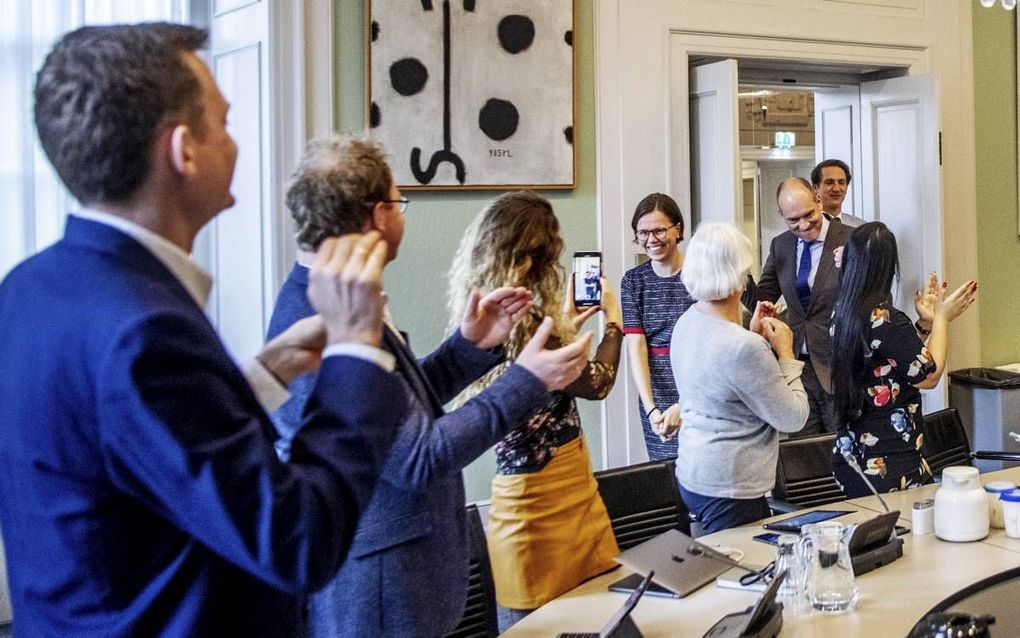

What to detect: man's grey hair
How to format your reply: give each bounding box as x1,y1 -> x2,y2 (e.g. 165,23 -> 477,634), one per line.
286,136 -> 393,251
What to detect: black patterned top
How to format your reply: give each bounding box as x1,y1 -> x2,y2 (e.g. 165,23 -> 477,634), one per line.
832,305 -> 937,494
495,323 -> 622,475
621,260 -> 696,460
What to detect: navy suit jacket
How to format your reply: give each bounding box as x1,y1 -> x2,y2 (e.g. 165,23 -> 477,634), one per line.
743,221 -> 852,393
0,218 -> 404,637
268,265 -> 549,637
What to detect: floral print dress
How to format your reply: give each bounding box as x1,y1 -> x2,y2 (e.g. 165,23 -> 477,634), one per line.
832,305 -> 937,497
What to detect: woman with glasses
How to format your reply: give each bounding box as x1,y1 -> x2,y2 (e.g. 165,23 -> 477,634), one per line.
621,193 -> 696,460
448,191 -> 622,631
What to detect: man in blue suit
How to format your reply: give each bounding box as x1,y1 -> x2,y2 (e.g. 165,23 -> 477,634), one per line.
268,137 -> 594,637
0,24 -> 406,636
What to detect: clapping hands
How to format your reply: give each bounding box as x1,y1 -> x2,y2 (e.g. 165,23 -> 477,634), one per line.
460,287 -> 533,349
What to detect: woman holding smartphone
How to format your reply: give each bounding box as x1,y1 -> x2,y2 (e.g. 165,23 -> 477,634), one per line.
447,191 -> 622,631
621,193 -> 696,460
830,222 -> 977,496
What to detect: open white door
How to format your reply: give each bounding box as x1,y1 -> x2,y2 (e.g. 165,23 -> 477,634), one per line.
859,73 -> 945,411
689,60 -> 741,229
814,86 -> 864,218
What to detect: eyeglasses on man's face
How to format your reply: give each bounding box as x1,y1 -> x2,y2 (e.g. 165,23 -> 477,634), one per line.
633,224 -> 678,244
367,197 -> 410,213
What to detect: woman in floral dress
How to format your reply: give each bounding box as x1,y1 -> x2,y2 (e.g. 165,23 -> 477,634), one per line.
829,222 -> 977,497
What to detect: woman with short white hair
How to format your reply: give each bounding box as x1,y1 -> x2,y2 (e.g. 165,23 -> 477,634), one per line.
670,223 -> 809,532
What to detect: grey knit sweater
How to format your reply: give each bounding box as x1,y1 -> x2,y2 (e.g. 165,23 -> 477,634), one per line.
670,306 -> 809,499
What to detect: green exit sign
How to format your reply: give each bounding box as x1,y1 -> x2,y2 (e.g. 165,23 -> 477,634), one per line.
774,131 -> 796,148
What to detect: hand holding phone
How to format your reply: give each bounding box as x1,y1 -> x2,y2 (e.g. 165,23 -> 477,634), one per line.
572,252 -> 602,308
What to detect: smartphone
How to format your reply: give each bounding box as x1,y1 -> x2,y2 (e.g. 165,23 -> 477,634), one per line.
572,251 -> 602,307
752,532 -> 781,546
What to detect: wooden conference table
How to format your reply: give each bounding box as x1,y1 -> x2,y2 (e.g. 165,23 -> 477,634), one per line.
502,467 -> 1020,637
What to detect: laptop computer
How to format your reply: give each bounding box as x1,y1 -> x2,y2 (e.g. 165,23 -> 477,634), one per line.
556,570 -> 653,638
612,529 -> 732,598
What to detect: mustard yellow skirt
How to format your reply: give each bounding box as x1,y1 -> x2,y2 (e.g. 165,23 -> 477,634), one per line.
487,435 -> 620,609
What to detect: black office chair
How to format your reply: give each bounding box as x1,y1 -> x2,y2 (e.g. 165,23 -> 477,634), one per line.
771,433 -> 845,512
442,505 -> 498,638
594,458 -> 691,548
921,408 -> 973,478
922,407 -> 1020,477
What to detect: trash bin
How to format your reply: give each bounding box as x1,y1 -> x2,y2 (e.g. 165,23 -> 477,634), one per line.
948,368 -> 1020,472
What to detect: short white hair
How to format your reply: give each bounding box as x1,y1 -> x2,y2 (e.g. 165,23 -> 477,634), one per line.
681,223 -> 753,301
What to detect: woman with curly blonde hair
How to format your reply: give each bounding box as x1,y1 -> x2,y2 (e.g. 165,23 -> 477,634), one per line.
448,191 -> 622,631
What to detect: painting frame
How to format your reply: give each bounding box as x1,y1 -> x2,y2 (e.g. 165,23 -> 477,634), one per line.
365,0 -> 577,191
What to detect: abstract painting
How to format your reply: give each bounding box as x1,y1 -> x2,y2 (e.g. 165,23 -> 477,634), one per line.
367,0 -> 575,189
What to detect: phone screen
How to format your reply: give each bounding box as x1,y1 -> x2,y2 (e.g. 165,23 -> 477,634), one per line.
572,252 -> 602,307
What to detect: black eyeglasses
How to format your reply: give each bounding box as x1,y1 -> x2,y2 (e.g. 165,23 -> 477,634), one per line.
367,197 -> 409,213
633,224 -> 678,244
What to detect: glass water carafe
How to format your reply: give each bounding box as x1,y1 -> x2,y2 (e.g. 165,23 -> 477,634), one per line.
800,521 -> 859,612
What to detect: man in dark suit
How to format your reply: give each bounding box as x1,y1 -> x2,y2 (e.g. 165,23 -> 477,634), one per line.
0,24 -> 407,636
267,137 -> 593,637
744,177 -> 852,435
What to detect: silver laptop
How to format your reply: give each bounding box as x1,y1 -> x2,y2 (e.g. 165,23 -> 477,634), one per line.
613,529 -> 732,597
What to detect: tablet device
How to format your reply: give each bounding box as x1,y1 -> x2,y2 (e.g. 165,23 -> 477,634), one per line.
762,509 -> 853,533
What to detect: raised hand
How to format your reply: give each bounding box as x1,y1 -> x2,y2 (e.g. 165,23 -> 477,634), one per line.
914,271 -> 939,330
935,279 -> 977,323
307,232 -> 388,347
460,287 -> 533,349
516,317 -> 594,390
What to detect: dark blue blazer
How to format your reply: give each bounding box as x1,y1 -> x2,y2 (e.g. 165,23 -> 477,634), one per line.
0,218 -> 404,637
268,265 -> 549,637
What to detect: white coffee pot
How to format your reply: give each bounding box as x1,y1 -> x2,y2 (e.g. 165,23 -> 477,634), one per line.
934,466 -> 989,542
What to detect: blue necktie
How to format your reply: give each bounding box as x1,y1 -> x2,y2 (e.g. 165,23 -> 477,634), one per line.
796,240 -> 814,311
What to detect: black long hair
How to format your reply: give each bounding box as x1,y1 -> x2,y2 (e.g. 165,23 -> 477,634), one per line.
831,222 -> 900,425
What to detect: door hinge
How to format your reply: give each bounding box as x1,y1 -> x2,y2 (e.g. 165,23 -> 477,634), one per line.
939,131 -> 942,166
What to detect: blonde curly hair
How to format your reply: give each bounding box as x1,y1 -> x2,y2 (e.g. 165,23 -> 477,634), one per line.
447,191 -> 576,400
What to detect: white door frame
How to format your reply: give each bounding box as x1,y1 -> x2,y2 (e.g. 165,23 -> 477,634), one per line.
595,0 -> 977,469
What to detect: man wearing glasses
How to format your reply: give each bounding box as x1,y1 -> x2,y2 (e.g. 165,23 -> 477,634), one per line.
743,177 -> 852,436
266,136 -> 592,637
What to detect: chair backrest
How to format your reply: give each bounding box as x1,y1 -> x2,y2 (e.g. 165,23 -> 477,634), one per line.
594,458 -> 690,549
921,407 -> 973,478
773,434 -> 846,508
442,505 -> 498,638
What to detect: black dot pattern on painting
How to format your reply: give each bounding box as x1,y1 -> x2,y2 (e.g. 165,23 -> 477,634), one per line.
479,99 -> 519,141
498,15 -> 535,54
563,126 -> 573,145
371,21 -> 380,42
564,30 -> 573,46
390,58 -> 428,97
370,102 -> 381,128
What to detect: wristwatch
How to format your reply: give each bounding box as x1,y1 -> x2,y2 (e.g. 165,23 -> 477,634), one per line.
914,319 -> 932,336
